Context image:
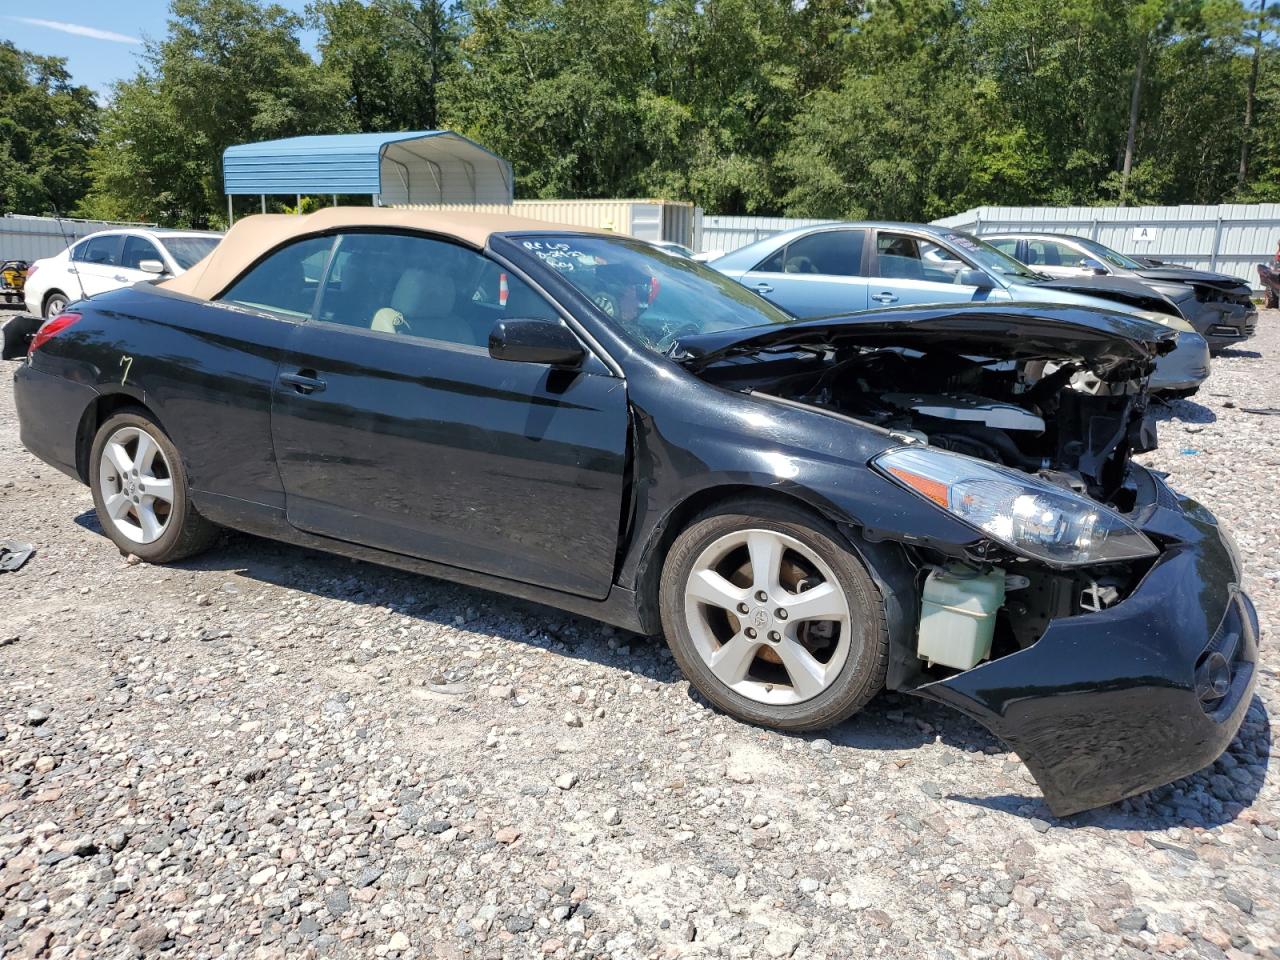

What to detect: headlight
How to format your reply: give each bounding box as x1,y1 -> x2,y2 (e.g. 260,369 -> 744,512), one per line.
1134,309 -> 1194,333
873,447 -> 1158,566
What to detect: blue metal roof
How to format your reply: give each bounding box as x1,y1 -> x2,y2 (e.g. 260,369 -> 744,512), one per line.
222,131 -> 512,201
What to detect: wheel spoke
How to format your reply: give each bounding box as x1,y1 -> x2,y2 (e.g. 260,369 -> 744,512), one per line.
774,637 -> 828,700
785,581 -> 847,623
143,478 -> 174,506
136,503 -> 163,542
133,433 -> 158,476
708,632 -> 761,686
746,531 -> 784,594
105,442 -> 133,478
687,568 -> 748,612
104,492 -> 132,520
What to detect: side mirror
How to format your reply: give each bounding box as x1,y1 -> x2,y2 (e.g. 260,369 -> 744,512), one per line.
957,267 -> 994,289
489,318 -> 585,367
138,259 -> 167,275
1080,258 -> 1107,275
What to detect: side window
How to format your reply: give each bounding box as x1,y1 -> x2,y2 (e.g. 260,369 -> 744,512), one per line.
987,239 -> 1019,256
1024,240 -> 1082,268
875,232 -> 925,280
120,236 -> 163,271
70,240 -> 90,262
313,232 -> 557,347
219,236 -> 335,318
79,235 -> 121,266
757,231 -> 864,276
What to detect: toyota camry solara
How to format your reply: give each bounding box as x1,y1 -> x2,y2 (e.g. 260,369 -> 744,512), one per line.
13,208 -> 1259,815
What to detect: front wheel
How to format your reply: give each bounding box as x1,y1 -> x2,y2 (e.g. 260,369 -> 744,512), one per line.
89,410 -> 219,562
659,498 -> 888,731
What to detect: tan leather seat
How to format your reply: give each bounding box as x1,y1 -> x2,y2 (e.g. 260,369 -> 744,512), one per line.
372,268 -> 475,345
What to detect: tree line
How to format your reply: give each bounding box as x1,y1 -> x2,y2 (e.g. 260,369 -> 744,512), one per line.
2,0 -> 1278,229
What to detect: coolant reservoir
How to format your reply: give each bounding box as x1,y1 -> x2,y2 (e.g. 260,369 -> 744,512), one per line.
918,565 -> 1006,670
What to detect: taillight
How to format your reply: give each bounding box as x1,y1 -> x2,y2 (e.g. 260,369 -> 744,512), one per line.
28,312 -> 81,356
25,264 -> 37,279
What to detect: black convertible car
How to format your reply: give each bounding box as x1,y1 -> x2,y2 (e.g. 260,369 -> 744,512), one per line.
12,208 -> 1258,815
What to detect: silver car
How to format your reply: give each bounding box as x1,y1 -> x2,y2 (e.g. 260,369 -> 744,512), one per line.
984,233 -> 1257,353
712,222 -> 1210,397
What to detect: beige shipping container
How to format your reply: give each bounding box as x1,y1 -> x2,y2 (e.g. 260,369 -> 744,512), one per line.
394,199 -> 695,248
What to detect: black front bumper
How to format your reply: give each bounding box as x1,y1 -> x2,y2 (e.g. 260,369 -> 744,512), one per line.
1187,299 -> 1258,350
911,470 -> 1259,816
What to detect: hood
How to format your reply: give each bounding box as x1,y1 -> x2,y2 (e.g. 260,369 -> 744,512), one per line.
1029,275 -> 1184,317
1134,267 -> 1251,291
675,302 -> 1177,380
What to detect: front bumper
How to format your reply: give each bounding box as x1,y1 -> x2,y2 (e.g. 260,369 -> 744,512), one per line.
1185,298 -> 1258,350
911,469 -> 1259,816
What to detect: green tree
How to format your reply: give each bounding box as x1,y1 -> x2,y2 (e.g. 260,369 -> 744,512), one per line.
0,42 -> 99,216
83,0 -> 338,226
312,0 -> 459,132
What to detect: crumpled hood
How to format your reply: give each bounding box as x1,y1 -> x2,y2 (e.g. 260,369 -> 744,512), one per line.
1134,267 -> 1252,291
675,301 -> 1177,380
1030,275 -> 1185,316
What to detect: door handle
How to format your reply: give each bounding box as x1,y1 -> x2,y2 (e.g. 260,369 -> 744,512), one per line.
113,274 -> 128,282
754,282 -> 774,294
871,291 -> 899,304
279,370 -> 327,394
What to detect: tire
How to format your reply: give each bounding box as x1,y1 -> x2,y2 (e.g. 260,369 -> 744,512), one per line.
659,497 -> 888,731
43,291 -> 68,319
89,409 -> 220,563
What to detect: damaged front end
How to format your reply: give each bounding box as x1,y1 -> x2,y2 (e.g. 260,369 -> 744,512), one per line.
679,303 -> 1258,814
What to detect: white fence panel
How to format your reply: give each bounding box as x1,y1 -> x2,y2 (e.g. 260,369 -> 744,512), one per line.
933,204 -> 1280,290
0,214 -> 159,263
695,215 -> 833,256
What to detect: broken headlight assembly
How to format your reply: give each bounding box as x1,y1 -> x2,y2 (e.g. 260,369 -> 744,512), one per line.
873,447 -> 1159,567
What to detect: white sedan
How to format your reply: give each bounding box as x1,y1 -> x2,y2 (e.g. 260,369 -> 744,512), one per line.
24,228 -> 221,319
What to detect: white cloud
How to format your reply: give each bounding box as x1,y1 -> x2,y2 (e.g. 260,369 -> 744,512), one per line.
6,17 -> 141,45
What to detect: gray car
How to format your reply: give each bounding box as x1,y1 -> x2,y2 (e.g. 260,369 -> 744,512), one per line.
983,232 -> 1257,352
712,222 -> 1210,396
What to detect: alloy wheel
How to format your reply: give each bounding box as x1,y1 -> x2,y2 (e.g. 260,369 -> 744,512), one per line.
683,528 -> 853,705
44,295 -> 67,319
97,425 -> 175,544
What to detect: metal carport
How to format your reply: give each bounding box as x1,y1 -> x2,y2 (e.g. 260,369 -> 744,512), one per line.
221,131 -> 513,222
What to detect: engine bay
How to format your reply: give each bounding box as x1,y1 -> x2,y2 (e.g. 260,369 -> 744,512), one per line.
710,346 -> 1157,506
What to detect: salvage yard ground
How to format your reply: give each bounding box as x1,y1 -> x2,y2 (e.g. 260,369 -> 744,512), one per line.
1,313 -> 1278,960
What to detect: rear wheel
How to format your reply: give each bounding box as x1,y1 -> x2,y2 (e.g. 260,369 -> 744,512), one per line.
43,291 -> 67,319
89,410 -> 219,562
659,499 -> 888,731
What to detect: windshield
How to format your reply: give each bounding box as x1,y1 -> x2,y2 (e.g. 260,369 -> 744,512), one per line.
518,235 -> 795,352
160,236 -> 220,270
1073,236 -> 1145,271
940,231 -> 1043,281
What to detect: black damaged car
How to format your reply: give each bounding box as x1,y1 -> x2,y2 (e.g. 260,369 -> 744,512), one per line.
11,208 -> 1259,815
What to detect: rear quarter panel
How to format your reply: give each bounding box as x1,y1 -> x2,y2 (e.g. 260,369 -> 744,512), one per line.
30,283 -> 293,510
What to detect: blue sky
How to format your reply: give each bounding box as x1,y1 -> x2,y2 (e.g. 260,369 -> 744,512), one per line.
1,1 -> 317,98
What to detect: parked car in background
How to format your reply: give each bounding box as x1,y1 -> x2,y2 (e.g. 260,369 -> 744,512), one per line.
711,222 -> 1211,396
24,228 -> 222,320
648,240 -> 695,259
11,207 -> 1257,816
983,232 -> 1257,352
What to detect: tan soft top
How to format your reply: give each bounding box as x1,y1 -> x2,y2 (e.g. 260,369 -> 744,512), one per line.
161,206 -> 607,301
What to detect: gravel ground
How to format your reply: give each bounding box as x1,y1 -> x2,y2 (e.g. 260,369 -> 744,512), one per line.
1,312 -> 1277,960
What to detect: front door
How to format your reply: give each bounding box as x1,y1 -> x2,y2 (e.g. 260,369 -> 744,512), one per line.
261,231 -> 630,599
868,231 -> 987,307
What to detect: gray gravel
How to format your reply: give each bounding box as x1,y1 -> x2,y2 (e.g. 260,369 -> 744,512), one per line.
1,312 -> 1277,959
